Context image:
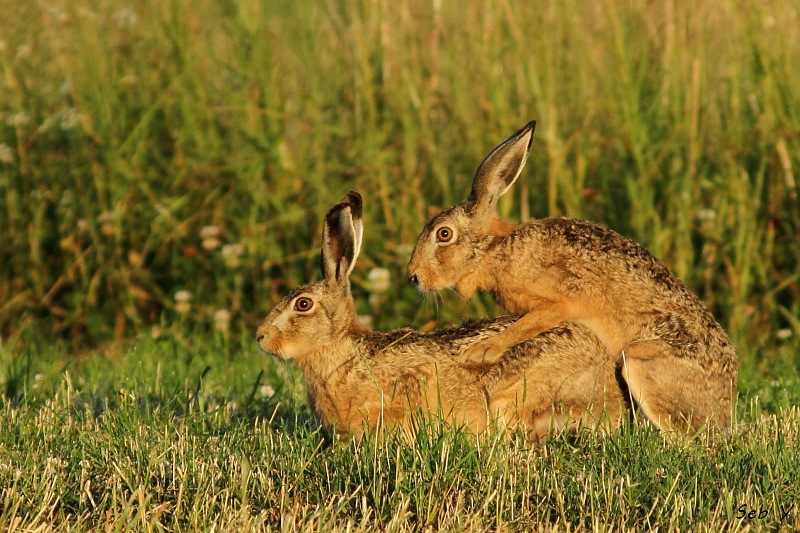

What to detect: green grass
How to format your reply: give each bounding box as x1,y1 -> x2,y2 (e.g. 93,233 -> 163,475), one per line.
1,0 -> 800,529
1,336 -> 799,531
1,0 -> 798,357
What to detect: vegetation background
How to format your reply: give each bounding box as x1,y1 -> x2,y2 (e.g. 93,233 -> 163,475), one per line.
1,0 -> 799,530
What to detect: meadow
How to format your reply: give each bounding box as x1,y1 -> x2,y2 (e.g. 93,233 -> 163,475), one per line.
1,0 -> 799,530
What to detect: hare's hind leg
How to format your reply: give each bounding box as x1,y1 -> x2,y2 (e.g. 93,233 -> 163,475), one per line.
621,340 -> 734,433
488,353 -> 626,442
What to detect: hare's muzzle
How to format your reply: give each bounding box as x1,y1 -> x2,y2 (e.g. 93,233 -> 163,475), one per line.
407,260 -> 423,287
254,323 -> 277,355
407,264 -> 432,291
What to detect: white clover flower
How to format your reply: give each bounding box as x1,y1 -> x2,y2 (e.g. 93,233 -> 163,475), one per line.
221,243 -> 244,257
0,143 -> 15,164
222,243 -> 244,268
214,309 -> 231,332
45,456 -> 66,474
97,212 -> 117,237
200,225 -> 221,239
175,290 -> 192,313
366,267 -> 391,294
200,225 -> 222,250
202,237 -> 221,250
260,385 -> 275,398
395,244 -> 414,257
776,329 -> 792,340
175,290 -> 192,303
695,208 -> 717,232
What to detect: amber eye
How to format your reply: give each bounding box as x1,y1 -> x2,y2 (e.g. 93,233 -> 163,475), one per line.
436,227 -> 453,242
294,297 -> 313,312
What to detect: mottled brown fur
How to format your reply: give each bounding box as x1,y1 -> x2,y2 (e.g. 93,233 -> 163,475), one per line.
256,192 -> 627,440
407,122 -> 738,432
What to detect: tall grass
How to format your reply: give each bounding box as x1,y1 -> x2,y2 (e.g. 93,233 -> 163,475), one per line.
2,2 -> 799,529
0,2 -> 798,372
1,336 -> 798,531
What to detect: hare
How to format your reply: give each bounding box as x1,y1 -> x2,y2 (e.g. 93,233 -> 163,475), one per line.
406,121 -> 738,433
255,191 -> 627,440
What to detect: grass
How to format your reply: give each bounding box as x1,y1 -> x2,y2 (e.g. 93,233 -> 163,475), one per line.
1,335 -> 799,531
0,0 -> 798,356
1,0 -> 799,529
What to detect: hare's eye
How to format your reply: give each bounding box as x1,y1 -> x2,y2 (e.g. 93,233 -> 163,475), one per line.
436,227 -> 453,243
294,297 -> 314,312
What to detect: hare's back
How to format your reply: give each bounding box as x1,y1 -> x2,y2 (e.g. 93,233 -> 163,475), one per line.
527,217 -> 702,301
483,321 -> 610,387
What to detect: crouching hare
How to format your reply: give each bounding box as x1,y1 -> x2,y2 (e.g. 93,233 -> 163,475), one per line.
256,191 -> 626,441
407,122 -> 737,433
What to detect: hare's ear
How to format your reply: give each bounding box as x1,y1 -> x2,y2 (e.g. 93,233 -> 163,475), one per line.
468,121 -> 536,214
341,190 -> 363,266
321,194 -> 361,283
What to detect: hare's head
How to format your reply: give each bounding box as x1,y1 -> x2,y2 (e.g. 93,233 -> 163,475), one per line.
256,191 -> 364,361
407,122 -> 535,297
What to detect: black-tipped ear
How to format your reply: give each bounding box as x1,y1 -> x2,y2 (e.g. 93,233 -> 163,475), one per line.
468,121 -> 536,213
340,190 -> 362,219
320,197 -> 360,283
340,191 -> 363,263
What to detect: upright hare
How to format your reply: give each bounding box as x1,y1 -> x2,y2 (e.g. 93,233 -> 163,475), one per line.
407,122 -> 738,432
256,191 -> 626,440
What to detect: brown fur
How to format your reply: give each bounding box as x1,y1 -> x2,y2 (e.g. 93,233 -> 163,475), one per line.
256,191 -> 627,440
482,323 -> 628,441
407,122 -> 738,432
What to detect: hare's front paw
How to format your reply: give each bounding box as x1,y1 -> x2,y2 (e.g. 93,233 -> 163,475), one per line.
459,337 -> 507,365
